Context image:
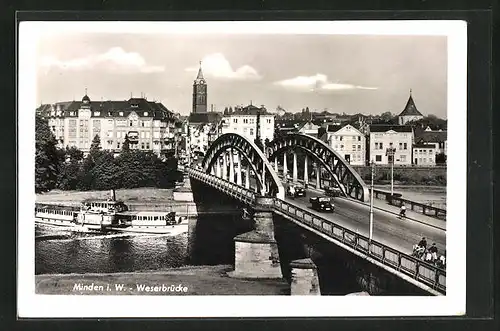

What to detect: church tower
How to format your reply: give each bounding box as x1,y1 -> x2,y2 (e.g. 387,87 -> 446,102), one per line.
192,62 -> 207,113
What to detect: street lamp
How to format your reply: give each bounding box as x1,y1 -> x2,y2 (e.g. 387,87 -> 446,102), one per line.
369,159 -> 375,242
386,145 -> 396,196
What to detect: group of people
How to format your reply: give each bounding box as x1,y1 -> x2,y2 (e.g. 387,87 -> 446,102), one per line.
412,237 -> 446,269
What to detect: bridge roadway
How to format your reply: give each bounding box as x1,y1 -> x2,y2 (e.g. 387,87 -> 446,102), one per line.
283,186 -> 446,256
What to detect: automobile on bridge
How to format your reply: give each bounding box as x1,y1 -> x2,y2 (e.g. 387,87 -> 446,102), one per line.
309,196 -> 335,212
324,185 -> 342,197
286,185 -> 306,198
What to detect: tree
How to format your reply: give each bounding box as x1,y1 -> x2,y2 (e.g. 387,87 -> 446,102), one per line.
122,134 -> 131,153
254,138 -> 264,151
35,114 -> 61,192
436,153 -> 447,164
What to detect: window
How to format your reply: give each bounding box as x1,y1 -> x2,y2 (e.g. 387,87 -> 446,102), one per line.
340,145 -> 344,150
352,145 -> 356,151
399,142 -> 403,150
357,136 -> 361,141
129,121 -> 133,127
376,155 -> 382,162
141,121 -> 145,127
250,119 -> 255,125
153,132 -> 160,138
146,143 -> 150,149
116,132 -> 121,138
233,118 -> 238,123
141,143 -> 145,149
249,128 -> 254,136
380,142 -> 383,149
117,142 -> 120,149
93,111 -> 100,116
144,112 -> 148,117
400,155 -> 406,162
144,121 -> 150,127
243,119 -> 248,124
119,112 -> 124,116
339,136 -> 343,141
404,143 -> 407,150
145,132 -> 150,138
267,119 -> 271,124
358,145 -> 361,151
140,132 -> 145,138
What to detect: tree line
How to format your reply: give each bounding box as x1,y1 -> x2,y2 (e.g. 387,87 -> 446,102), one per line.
35,114 -> 181,193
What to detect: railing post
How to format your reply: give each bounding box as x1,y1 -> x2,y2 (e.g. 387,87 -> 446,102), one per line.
304,155 -> 309,186
229,148 -> 235,183
236,152 -> 242,185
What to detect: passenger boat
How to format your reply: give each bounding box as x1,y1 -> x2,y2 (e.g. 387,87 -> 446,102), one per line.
109,211 -> 188,234
35,205 -> 79,228
76,199 -> 129,230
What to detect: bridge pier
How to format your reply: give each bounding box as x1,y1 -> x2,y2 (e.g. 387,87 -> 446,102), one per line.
228,196 -> 283,279
290,258 -> 321,295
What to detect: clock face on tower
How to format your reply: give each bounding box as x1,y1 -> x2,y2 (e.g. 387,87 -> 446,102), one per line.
200,79 -> 205,84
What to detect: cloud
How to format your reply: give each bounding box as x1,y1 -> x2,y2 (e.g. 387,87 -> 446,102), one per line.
186,53 -> 261,80
274,73 -> 377,92
39,47 -> 165,74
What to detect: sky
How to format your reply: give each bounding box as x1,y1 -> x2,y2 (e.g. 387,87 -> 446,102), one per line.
36,31 -> 448,118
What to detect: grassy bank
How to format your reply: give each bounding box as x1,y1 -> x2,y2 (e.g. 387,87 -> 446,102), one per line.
353,166 -> 446,186
36,187 -> 174,204
35,265 -> 290,295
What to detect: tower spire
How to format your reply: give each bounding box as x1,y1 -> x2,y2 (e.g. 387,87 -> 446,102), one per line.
196,61 -> 204,80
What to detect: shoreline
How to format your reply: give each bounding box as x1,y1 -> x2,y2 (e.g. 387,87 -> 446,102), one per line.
35,265 -> 291,295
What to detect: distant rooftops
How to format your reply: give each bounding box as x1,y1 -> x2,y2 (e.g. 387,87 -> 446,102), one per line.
369,124 -> 413,133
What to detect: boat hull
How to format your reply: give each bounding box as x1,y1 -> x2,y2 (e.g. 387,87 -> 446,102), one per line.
107,223 -> 188,234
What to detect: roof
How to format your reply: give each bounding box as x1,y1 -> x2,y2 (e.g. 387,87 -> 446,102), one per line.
369,124 -> 413,133
326,124 -> 342,132
415,130 -> 447,143
226,104 -> 271,116
188,112 -> 222,124
399,92 -> 423,117
413,143 -> 436,149
38,97 -> 176,121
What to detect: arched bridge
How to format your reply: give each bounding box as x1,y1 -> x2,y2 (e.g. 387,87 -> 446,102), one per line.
186,133 -> 446,295
266,133 -> 369,202
200,133 -> 284,200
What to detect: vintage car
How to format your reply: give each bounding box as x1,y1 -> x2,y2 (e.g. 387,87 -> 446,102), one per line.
309,196 -> 335,212
324,185 -> 342,197
286,185 -> 306,198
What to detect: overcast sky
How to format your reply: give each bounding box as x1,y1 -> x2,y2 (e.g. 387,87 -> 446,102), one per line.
36,32 -> 448,118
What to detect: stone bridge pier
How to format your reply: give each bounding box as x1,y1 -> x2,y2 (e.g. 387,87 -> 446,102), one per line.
228,196 -> 283,279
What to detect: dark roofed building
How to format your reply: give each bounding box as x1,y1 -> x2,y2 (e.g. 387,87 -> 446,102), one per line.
398,89 -> 424,125
188,112 -> 222,125
37,94 -> 179,156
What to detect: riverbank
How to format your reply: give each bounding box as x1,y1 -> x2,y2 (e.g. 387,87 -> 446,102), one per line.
374,184 -> 446,208
35,265 -> 290,295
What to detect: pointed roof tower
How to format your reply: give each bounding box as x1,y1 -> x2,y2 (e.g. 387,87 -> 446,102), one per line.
399,89 -> 423,116
194,61 -> 205,84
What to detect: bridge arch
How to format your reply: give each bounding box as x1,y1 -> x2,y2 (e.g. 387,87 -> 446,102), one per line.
267,133 -> 369,202
202,133 -> 285,200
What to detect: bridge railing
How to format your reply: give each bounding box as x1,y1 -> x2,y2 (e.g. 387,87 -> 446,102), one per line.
187,168 -> 256,204
272,199 -> 446,294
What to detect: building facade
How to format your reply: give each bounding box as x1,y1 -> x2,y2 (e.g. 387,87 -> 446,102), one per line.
39,94 -> 177,156
369,124 -> 414,165
324,124 -> 366,166
415,127 -> 448,156
220,104 -> 275,145
296,121 -> 321,138
412,144 -> 436,166
398,90 -> 424,125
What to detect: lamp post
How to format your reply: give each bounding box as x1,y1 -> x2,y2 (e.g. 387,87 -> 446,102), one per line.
369,160 -> 375,242
386,146 -> 396,196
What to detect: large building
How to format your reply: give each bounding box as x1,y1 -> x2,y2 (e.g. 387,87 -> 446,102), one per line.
397,90 -> 424,125
220,104 -> 275,145
415,127 -> 448,156
37,93 -> 178,156
323,124 -> 366,166
369,124 -> 414,165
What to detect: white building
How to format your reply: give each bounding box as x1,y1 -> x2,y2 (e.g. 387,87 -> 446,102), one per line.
323,124 -> 366,166
397,90 -> 424,125
220,104 -> 275,145
369,124 -> 414,165
39,94 -> 178,156
296,121 -> 321,138
412,144 -> 436,166
415,128 -> 447,156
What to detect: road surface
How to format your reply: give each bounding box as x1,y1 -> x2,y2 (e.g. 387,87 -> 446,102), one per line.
283,186 -> 446,256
